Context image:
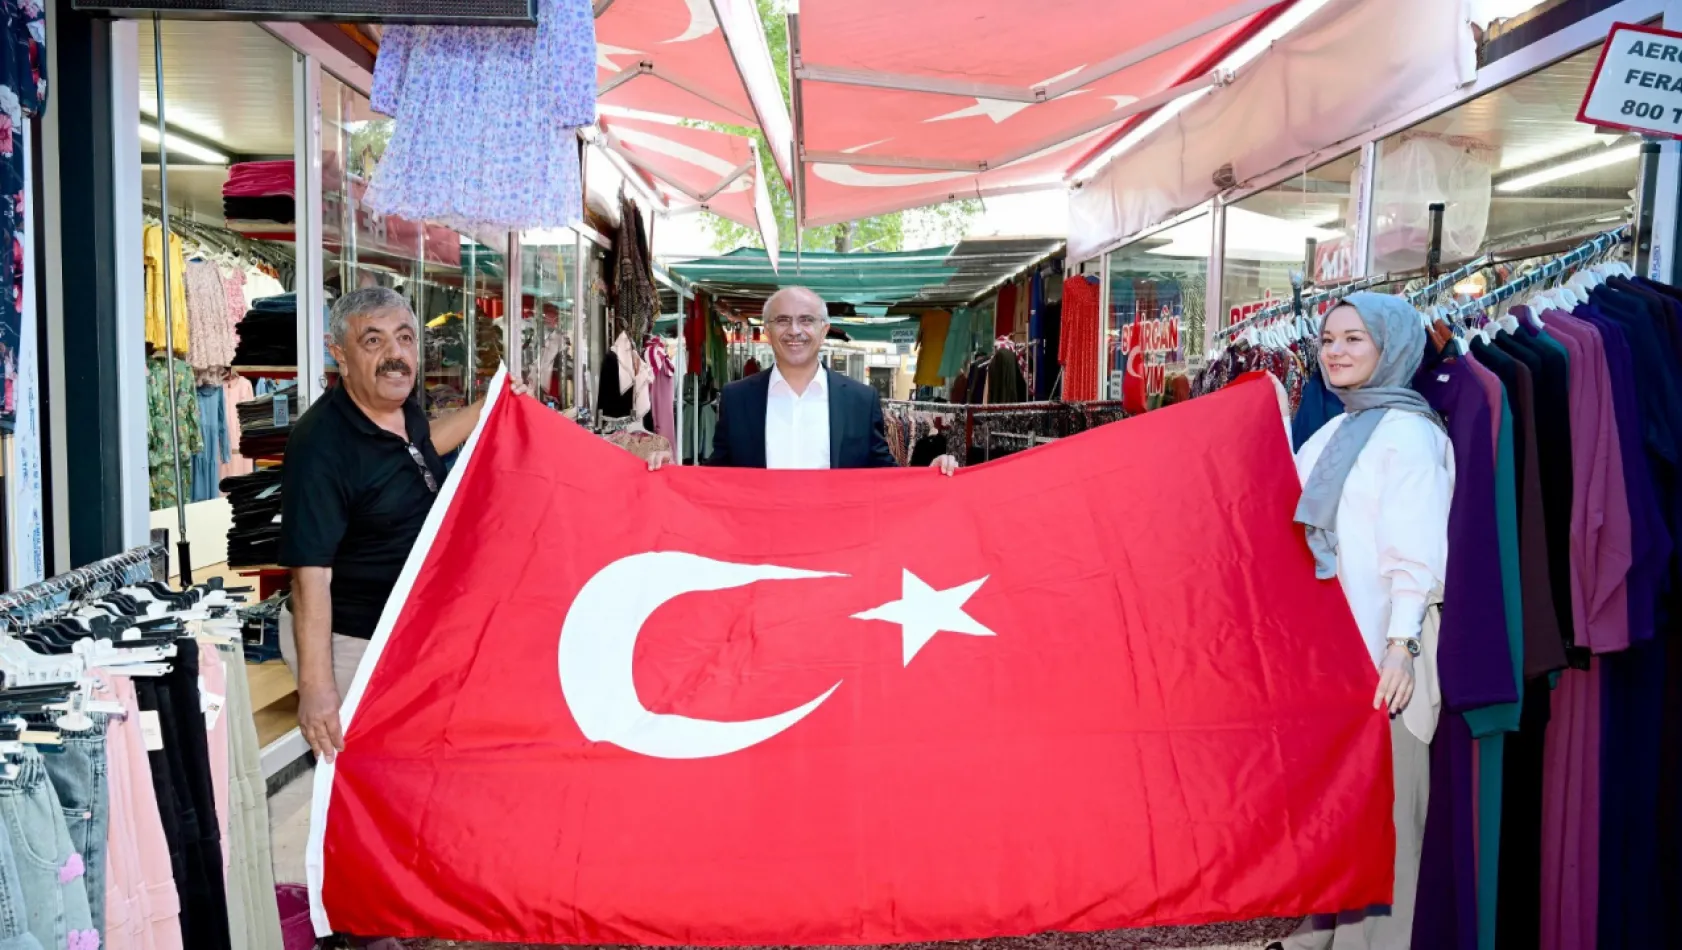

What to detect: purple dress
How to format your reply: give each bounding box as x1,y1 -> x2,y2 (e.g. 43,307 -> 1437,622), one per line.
1411,347 -> 1518,950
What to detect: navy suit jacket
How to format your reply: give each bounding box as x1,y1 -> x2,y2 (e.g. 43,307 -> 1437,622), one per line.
704,369 -> 899,469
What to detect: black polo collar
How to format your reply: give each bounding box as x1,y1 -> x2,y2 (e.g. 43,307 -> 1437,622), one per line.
326,382 -> 429,444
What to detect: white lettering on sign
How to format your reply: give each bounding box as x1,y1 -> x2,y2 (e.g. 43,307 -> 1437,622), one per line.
1315,237 -> 1359,284
1228,292 -> 1278,326
1579,23 -> 1682,137
1124,306 -> 1187,401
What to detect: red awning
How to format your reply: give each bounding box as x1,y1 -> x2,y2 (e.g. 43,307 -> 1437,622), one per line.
791,1 -> 1285,226
599,115 -> 781,271
594,0 -> 794,188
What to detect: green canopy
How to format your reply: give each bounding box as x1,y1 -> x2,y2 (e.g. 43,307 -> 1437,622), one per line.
666,238 -> 1064,315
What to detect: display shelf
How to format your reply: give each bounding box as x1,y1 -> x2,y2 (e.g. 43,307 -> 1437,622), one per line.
232,365 -> 298,377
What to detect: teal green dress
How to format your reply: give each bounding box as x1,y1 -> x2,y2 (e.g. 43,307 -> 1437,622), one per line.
1462,392 -> 1524,950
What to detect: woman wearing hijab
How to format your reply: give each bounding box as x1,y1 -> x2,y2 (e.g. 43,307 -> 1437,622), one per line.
1280,293 -> 1454,950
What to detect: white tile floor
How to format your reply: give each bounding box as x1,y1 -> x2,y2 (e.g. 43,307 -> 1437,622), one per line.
267,768 -> 314,886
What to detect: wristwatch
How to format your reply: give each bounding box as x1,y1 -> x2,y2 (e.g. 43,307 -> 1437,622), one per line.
1387,637 -> 1421,657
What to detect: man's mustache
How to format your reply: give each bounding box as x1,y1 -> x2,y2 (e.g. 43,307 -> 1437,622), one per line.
377,359 -> 413,376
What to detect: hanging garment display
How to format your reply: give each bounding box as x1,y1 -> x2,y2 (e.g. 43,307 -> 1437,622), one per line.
144,225 -> 190,358
1058,275 -> 1100,401
0,0 -> 45,433
146,356 -> 202,511
309,371 -> 1393,944
0,545 -> 282,950
645,336 -> 676,445
1191,226 -> 1682,950
366,0 -> 596,231
613,197 -> 657,343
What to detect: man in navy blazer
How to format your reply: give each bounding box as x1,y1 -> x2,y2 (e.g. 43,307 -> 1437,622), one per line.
649,286 -> 957,473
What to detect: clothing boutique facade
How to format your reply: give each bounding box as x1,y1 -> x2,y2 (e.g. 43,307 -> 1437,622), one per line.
1074,0 -> 1682,402
31,3 -> 696,590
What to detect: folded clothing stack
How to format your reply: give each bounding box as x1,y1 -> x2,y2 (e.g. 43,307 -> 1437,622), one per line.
224,161 -> 295,224
221,468 -> 283,568
231,294 -> 297,367
239,593 -> 286,663
236,385 -> 299,459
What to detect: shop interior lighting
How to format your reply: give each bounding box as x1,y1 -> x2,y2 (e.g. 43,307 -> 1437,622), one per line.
1453,273 -> 1487,296
1497,132 -> 1624,174
1147,206 -> 1337,260
137,124 -> 228,164
1070,0 -> 1337,182
1496,143 -> 1641,193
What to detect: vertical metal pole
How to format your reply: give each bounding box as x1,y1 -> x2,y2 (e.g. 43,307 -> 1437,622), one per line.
151,16 -> 191,586
1096,250 -> 1110,400
692,296 -> 702,462
294,53 -> 325,408
1635,139 -> 1662,278
505,233 -> 523,385
675,287 -> 686,464
464,240 -> 477,403
1426,202 -> 1445,283
1205,200 -> 1226,359
411,253 -> 427,404
572,231 -> 587,417
1352,140 -> 1377,279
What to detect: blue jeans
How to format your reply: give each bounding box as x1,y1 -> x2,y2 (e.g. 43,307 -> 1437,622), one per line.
43,719 -> 110,942
0,817 -> 42,950
0,750 -> 94,950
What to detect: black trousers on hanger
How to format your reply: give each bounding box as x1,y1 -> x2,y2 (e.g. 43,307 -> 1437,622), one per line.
136,645 -> 232,950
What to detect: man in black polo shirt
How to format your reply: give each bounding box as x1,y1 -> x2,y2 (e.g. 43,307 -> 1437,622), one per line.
278,286 -> 520,763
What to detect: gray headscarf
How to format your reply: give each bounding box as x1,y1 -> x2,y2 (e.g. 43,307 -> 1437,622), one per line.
1295,291 -> 1437,579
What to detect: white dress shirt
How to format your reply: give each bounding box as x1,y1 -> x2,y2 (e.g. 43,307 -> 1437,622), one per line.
1294,411 -> 1455,745
765,365 -> 831,470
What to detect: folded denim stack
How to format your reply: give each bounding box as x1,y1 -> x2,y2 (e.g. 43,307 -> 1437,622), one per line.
235,387 -> 297,460
237,595 -> 285,663
220,469 -> 284,568
230,296 -> 297,368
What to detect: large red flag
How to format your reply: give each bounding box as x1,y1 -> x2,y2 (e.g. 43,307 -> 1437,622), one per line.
307,370 -> 1394,944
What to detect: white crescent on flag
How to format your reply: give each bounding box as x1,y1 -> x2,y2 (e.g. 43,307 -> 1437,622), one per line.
558,551 -> 845,759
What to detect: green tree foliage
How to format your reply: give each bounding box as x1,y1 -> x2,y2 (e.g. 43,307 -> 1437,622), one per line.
701,0 -> 979,254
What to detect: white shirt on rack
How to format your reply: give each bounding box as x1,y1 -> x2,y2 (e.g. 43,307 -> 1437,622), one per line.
1294,410 -> 1454,745
765,364 -> 831,470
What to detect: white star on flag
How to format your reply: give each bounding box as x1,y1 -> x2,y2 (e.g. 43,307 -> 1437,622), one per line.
853,569 -> 997,665
924,66 -> 1088,124
598,44 -> 642,72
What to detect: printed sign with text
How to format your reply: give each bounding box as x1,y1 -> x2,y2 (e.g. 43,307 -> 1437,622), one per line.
1579,22 -> 1682,137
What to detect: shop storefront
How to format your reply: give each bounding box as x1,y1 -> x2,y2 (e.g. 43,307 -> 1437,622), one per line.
24,2 -> 716,816
1073,0 -> 1671,365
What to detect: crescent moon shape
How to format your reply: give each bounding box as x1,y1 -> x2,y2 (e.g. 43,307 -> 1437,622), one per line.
612,125 -> 743,179
559,551 -> 845,759
665,0 -> 719,43
811,163 -> 974,188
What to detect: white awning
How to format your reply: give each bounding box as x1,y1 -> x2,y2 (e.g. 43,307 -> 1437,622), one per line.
1068,0 -> 1476,262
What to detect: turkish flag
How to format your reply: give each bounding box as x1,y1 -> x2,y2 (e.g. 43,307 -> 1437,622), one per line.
308,370 -> 1394,944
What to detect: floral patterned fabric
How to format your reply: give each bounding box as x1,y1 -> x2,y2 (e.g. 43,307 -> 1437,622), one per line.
147,356 -> 203,511
186,259 -> 238,369
367,0 -> 594,232
0,0 -> 43,432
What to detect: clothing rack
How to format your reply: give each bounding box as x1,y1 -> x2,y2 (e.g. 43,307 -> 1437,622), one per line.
1217,223 -> 1635,342
1452,225 -> 1631,319
960,400 -> 1127,458
0,543 -> 163,620
884,399 -> 960,415
142,205 -> 295,272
